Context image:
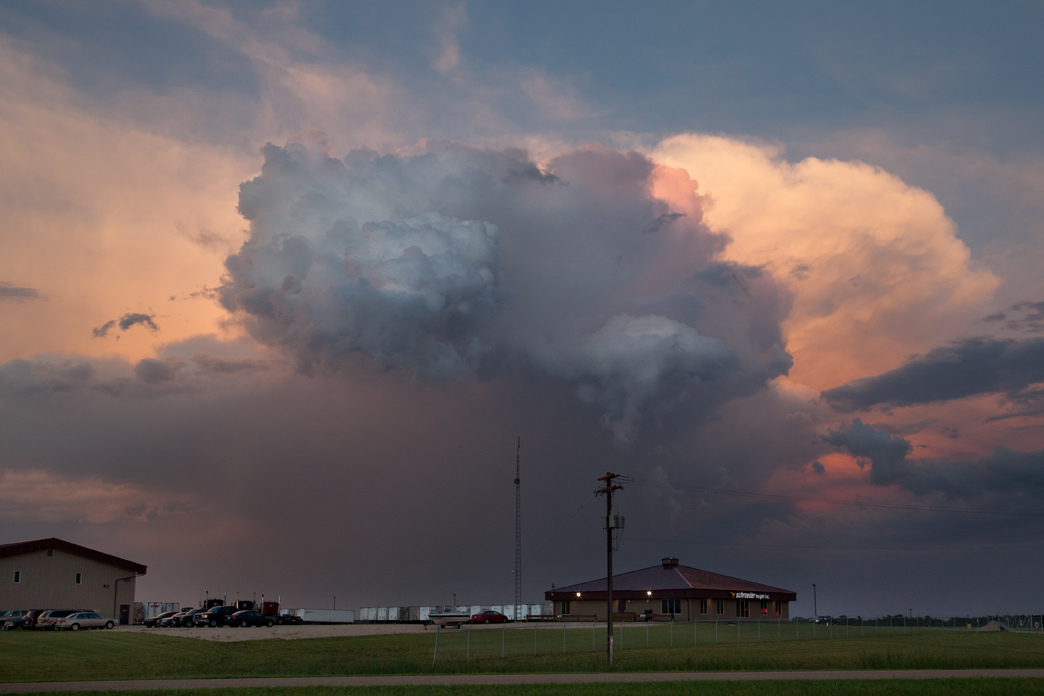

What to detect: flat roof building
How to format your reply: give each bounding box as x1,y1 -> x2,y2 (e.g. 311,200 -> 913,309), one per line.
546,557 -> 796,622
0,537 -> 147,624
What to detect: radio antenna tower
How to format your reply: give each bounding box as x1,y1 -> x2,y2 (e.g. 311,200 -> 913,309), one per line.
514,436 -> 522,623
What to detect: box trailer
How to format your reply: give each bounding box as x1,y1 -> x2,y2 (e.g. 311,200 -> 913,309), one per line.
133,602 -> 180,624
377,607 -> 387,621
294,609 -> 355,623
407,606 -> 432,622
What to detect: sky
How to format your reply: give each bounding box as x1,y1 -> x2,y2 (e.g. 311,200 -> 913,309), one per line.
1,0 -> 1044,619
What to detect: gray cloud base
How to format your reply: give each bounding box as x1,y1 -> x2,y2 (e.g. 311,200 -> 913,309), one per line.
822,337 -> 1044,412
825,418 -> 1044,500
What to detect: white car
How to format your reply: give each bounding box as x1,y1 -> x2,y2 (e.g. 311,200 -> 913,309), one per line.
54,612 -> 115,631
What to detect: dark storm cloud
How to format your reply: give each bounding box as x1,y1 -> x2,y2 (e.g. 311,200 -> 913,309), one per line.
0,282 -> 42,301
825,419 -> 1044,499
134,358 -> 185,385
0,359 -> 94,394
190,354 -> 269,376
93,313 -> 159,338
219,138 -> 791,445
641,211 -> 685,234
821,337 -> 1044,412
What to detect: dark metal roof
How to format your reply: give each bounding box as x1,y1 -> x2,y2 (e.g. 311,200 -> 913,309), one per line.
0,538 -> 147,575
546,561 -> 795,600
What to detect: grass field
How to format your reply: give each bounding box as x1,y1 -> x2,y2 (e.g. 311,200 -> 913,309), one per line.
3,629 -> 1044,682
14,682 -> 1044,696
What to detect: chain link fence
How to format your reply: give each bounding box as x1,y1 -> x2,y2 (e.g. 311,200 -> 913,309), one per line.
429,614 -> 1044,663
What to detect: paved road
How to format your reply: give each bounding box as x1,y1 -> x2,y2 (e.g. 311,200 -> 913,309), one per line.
4,670 -> 1044,692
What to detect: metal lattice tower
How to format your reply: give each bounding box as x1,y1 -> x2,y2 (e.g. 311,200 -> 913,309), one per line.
514,436 -> 522,623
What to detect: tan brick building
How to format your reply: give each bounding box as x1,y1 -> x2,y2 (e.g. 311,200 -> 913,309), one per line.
546,557 -> 795,622
0,538 -> 147,623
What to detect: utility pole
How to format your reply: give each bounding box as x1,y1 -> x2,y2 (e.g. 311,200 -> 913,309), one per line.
812,583 -> 817,622
515,437 -> 522,624
596,472 -> 624,669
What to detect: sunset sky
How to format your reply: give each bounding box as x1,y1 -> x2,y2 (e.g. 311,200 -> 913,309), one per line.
2,1 -> 1043,618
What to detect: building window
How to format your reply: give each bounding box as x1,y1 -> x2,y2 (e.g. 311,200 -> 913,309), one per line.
13,571 -> 19,583
562,600 -> 571,615
661,599 -> 680,615
761,600 -> 768,614
775,601 -> 783,616
716,599 -> 724,615
75,573 -> 82,585
46,549 -> 54,557
737,600 -> 749,618
700,599 -> 708,615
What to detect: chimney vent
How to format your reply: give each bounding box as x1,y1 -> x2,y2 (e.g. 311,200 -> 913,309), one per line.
662,557 -> 679,567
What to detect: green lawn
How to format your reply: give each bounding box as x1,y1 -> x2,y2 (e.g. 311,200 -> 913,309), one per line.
2,630 -> 1044,682
14,682 -> 1044,696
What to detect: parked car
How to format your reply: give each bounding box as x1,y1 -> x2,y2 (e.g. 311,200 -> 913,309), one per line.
54,612 -> 114,631
0,610 -> 29,629
228,610 -> 275,627
160,608 -> 207,627
4,609 -> 47,630
194,605 -> 239,627
277,613 -> 304,625
470,610 -> 509,624
143,611 -> 179,628
37,609 -> 89,630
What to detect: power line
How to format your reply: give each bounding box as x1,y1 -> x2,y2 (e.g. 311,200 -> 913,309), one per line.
626,535 -> 1044,552
627,477 -> 1044,517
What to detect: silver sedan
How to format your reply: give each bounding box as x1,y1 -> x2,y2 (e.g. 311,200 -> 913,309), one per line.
54,612 -> 115,631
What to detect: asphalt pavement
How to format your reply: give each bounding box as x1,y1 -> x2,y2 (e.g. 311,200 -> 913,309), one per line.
3,670 -> 1044,692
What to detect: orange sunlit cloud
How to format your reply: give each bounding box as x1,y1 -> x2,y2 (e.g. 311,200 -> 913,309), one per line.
0,40 -> 253,363
653,134 -> 999,391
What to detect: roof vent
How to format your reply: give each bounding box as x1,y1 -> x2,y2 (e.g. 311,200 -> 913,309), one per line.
662,557 -> 679,567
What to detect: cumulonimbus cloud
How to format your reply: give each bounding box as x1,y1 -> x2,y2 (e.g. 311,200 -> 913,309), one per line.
218,136 -> 793,443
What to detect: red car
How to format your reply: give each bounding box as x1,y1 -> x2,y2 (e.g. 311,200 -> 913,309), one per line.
470,610 -> 509,624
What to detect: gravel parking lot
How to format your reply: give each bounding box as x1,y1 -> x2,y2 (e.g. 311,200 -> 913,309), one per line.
119,622 -> 582,642
119,623 -> 434,642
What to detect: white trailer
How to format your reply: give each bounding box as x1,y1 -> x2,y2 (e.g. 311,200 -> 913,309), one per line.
294,609 -> 355,623
377,607 -> 388,621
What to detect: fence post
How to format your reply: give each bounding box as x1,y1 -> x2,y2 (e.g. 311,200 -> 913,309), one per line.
502,623 -> 506,658
715,619 -> 718,643
534,623 -> 537,656
563,621 -> 566,653
432,625 -> 440,668
467,624 -> 470,661
647,621 -> 649,648
671,619 -> 673,647
758,616 -> 761,641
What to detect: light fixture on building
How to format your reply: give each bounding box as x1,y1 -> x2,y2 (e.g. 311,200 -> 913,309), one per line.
576,592 -> 581,597
646,590 -> 652,596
